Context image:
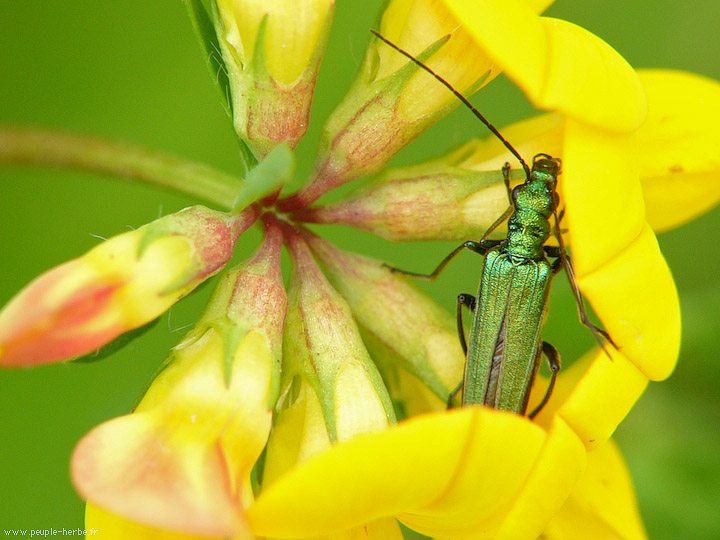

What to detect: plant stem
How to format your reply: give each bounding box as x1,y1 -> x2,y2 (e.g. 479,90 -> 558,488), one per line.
0,126 -> 243,209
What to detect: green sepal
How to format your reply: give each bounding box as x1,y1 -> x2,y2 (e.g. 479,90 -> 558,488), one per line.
72,318 -> 160,364
370,33 -> 491,120
250,15 -> 271,77
232,143 -> 295,212
377,34 -> 449,88
209,317 -> 251,388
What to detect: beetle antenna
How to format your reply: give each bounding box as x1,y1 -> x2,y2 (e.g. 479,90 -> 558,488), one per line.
370,29 -> 531,179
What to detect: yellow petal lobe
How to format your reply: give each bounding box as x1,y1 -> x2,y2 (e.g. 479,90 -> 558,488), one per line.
557,349 -> 648,450
561,119 -> 645,277
460,113 -> 565,173
399,409 -> 545,539
494,416 -> 586,540
534,18 -> 646,132
577,224 -> 681,381
332,518 -> 405,540
544,441 -> 648,540
72,414 -> 247,538
220,0 -> 333,85
636,70 -> 720,231
441,0 -> 646,131
262,382 -> 333,488
377,0 -> 503,119
85,504 -> 221,540
248,408 -> 545,538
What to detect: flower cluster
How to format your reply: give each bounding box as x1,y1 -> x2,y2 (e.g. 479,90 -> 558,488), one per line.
2,0 -> 720,539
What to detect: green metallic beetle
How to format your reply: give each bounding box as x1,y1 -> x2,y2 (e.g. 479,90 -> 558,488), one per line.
459,155 -> 564,415
372,30 -> 613,417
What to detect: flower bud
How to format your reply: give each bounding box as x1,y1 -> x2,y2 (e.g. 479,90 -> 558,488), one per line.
72,217 -> 287,538
277,0 -> 498,211
300,227 -> 464,402
262,222 -> 395,487
294,114 -> 564,241
0,205 -> 258,367
215,0 -> 335,159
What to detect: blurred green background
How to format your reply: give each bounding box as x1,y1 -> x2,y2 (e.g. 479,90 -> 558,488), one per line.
1,0 -> 718,538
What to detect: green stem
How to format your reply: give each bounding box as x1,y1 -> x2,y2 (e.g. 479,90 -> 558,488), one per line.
0,126 -> 243,209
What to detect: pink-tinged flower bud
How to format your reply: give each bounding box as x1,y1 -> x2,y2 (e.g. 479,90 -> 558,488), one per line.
261,222 -> 395,489
295,113 -> 564,242
277,0 -> 502,211
215,0 -> 335,159
0,205 -> 258,367
73,217 -> 286,538
293,142 -> 513,242
299,227 -> 464,403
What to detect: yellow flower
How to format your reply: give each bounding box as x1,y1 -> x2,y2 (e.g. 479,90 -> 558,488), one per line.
72,217 -> 287,538
0,206 -> 257,367
242,355 -> 650,540
215,0 -> 335,158
246,407 -> 577,539
258,1 -> 720,534
8,0 -> 718,537
292,67 -> 720,459
441,0 -> 646,132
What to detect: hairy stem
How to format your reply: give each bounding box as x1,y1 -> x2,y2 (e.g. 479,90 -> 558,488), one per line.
0,126 -> 243,209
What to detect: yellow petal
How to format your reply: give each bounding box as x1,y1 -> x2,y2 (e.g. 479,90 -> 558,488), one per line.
494,416 -> 587,540
220,0 -> 333,85
335,362 -> 396,441
460,113 -> 565,173
247,408 -> 545,539
72,414 -> 249,538
561,118 -> 646,277
73,329 -> 275,537
577,224 -> 681,381
636,70 -> 720,231
263,382 -> 333,487
400,410 -> 546,539
523,0 -> 554,11
379,0 -> 497,117
543,441 -> 648,540
85,504 -> 222,540
330,518 -> 405,540
557,349 -> 648,450
442,0 -> 646,132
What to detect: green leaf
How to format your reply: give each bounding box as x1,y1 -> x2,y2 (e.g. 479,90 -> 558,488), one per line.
183,0 -> 231,113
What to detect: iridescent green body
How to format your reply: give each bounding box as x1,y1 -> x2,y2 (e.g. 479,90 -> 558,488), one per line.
462,157 -> 558,413
371,30 -> 612,417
